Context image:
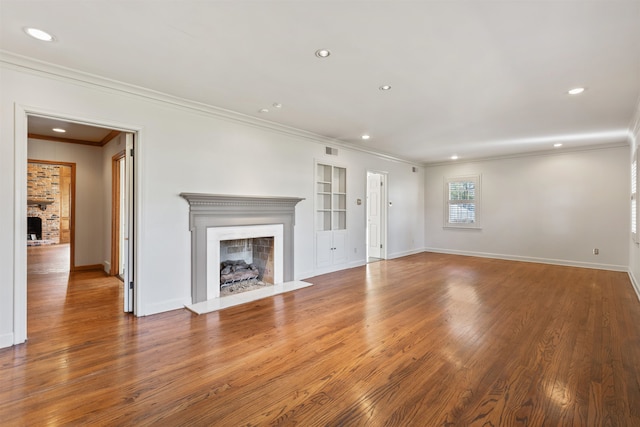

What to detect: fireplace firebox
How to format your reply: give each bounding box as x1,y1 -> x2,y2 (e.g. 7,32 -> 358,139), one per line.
27,217 -> 42,240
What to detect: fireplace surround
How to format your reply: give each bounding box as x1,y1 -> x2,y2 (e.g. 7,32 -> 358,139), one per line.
180,193 -> 304,306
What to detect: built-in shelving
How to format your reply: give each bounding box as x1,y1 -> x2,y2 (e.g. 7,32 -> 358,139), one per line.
316,163 -> 346,231
315,162 -> 348,269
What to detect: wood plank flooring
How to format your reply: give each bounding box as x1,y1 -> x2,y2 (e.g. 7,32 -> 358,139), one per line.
2,247 -> 640,426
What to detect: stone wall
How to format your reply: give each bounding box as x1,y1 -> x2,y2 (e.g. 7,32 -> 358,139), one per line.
252,237 -> 274,284
220,239 -> 253,264
27,163 -> 60,243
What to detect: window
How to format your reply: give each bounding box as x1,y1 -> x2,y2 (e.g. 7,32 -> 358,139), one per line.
632,150 -> 638,243
444,175 -> 481,228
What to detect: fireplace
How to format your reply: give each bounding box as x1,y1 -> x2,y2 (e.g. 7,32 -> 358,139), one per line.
207,224 -> 283,299
180,193 -> 307,312
27,217 -> 42,240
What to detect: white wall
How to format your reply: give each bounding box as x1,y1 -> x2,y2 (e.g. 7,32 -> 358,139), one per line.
0,59 -> 424,347
425,145 -> 630,270
28,139 -> 105,267
629,98 -> 640,299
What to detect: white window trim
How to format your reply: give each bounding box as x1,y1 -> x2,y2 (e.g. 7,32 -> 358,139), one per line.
444,174 -> 481,229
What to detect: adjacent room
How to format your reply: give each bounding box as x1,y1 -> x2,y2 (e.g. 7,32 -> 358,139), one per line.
1,1 -> 639,425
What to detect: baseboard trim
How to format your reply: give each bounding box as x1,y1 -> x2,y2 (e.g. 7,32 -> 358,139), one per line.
629,270 -> 640,302
0,332 -> 15,349
424,247 -> 628,272
296,270 -> 315,282
72,264 -> 105,272
142,298 -> 191,316
388,249 -> 425,260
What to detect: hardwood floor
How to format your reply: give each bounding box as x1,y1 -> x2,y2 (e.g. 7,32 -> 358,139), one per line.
2,248 -> 640,426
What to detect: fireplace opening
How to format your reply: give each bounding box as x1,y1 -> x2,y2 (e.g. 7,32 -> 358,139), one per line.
219,237 -> 274,295
27,217 -> 42,240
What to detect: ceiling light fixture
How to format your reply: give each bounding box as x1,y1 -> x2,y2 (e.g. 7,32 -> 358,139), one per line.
52,128 -> 66,133
258,108 -> 269,113
24,27 -> 55,42
554,143 -> 563,148
315,49 -> 331,58
272,103 -> 282,109
379,85 -> 392,91
361,135 -> 370,140
451,155 -> 459,160
568,87 -> 585,95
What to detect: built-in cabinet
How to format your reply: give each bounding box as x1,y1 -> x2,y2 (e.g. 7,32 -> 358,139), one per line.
315,162 -> 347,268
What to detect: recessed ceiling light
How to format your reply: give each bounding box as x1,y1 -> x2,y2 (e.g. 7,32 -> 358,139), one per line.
24,27 -> 55,42
379,85 -> 392,91
361,134 -> 370,140
554,143 -> 563,148
315,49 -> 331,58
272,103 -> 282,109
52,128 -> 66,133
568,87 -> 585,95
258,108 -> 269,113
451,155 -> 459,160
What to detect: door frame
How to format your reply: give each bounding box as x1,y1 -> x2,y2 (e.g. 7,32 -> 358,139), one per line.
111,150 -> 125,277
13,104 -> 143,345
27,159 -> 76,271
366,170 -> 388,261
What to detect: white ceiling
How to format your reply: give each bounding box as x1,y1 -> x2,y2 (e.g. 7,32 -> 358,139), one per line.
2,1 -> 639,163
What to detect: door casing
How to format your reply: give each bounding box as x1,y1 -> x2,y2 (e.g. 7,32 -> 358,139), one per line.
366,170 -> 388,261
13,104 -> 143,345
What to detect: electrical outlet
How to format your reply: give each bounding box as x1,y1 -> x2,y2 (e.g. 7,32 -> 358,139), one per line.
593,248 -> 599,255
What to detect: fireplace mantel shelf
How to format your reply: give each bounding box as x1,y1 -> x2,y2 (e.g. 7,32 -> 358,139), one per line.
28,199 -> 54,210
180,193 -> 304,208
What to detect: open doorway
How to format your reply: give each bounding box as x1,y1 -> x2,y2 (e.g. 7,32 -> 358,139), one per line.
13,106 -> 140,345
25,115 -> 136,322
366,171 -> 388,263
27,160 -> 75,273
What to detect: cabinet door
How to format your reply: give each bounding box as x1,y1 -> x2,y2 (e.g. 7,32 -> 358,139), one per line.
316,231 -> 333,268
331,230 -> 348,264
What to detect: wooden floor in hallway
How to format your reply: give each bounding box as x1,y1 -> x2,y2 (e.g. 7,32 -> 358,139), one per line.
2,246 -> 640,426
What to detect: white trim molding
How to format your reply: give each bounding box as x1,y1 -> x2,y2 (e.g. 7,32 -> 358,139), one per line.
424,248 -> 629,272
0,50 -> 421,168
11,103 -> 145,346
630,270 -> 640,302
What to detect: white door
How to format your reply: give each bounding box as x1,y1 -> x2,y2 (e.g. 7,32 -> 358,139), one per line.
123,133 -> 135,313
367,172 -> 382,259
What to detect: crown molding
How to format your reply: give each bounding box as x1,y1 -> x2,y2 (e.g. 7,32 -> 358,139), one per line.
0,50 -> 420,167
424,141 -> 630,167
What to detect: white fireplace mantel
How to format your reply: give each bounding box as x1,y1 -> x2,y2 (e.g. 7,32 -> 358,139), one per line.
180,193 -> 304,304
